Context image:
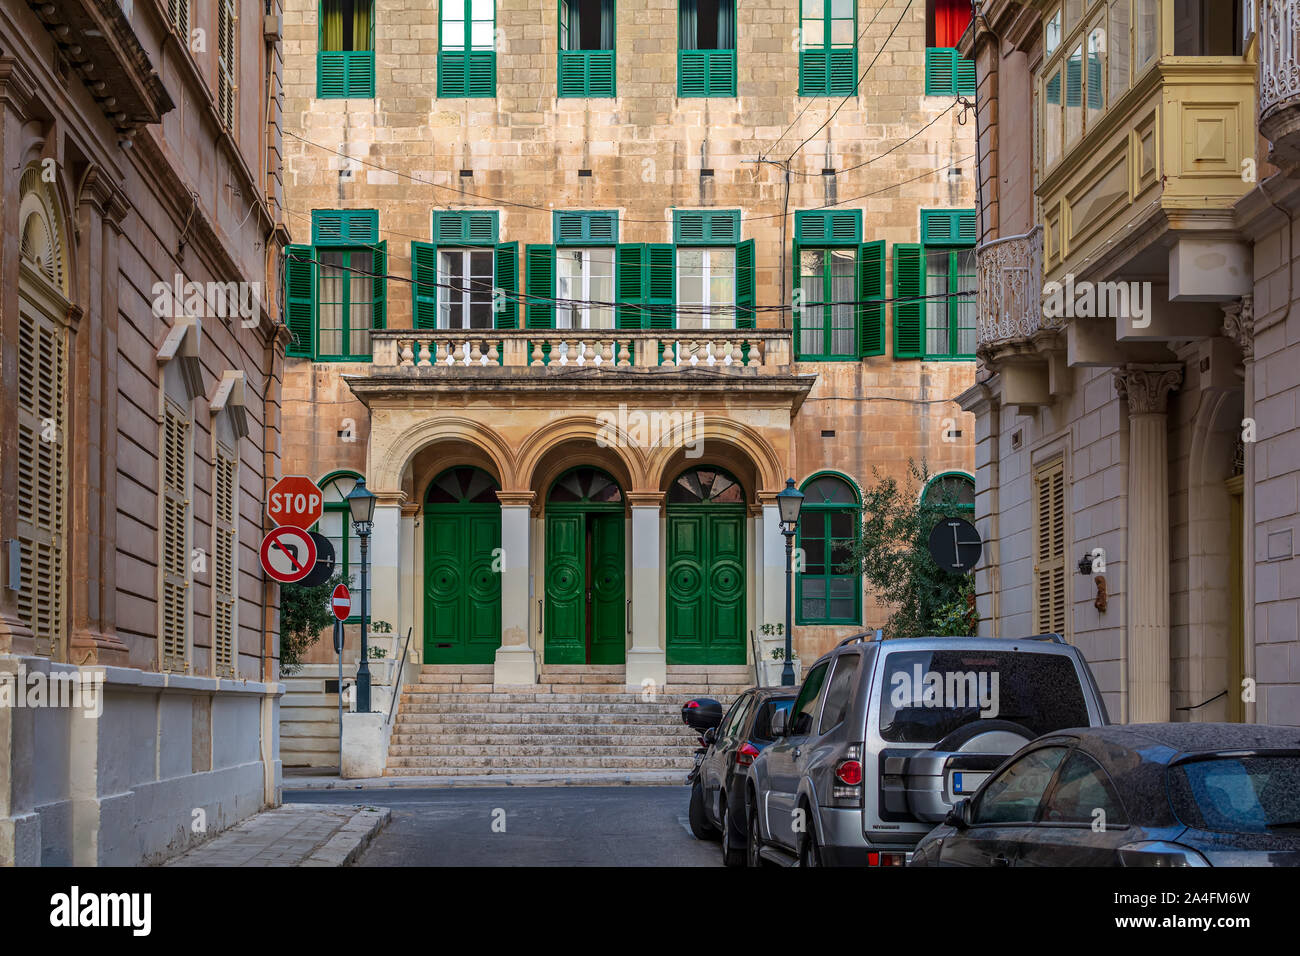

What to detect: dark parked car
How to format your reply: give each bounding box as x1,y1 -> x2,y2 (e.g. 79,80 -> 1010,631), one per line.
911,723 -> 1300,866
687,687 -> 796,865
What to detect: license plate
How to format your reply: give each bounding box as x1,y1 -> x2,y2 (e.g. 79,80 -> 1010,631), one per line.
950,771 -> 988,795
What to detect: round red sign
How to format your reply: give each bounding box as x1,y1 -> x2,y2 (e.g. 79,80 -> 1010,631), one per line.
331,583 -> 352,622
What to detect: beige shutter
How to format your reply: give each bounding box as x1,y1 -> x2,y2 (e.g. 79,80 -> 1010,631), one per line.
1032,458 -> 1067,637
16,306 -> 66,658
218,0 -> 236,130
162,400 -> 191,672
168,0 -> 189,35
213,445 -> 238,677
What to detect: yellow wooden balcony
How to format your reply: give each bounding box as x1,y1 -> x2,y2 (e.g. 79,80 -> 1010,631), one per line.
1033,0 -> 1256,283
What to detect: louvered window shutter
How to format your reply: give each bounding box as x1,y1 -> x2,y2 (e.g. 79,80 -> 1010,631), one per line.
645,244 -> 676,329
371,240 -> 387,331
892,243 -> 924,359
615,243 -> 646,330
15,307 -> 67,657
856,240 -> 886,357
412,241 -> 439,330
494,241 -> 519,329
213,446 -> 237,678
162,400 -> 191,673
1033,459 -> 1068,637
525,244 -> 556,328
735,238 -> 755,329
285,245 -> 316,356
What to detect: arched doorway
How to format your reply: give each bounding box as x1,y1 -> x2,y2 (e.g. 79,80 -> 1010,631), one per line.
666,466 -> 746,664
423,466 -> 501,663
545,467 -> 626,665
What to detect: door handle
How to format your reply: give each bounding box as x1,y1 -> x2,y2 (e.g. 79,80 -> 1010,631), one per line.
537,599 -> 543,634
626,598 -> 632,635
585,588 -> 592,604
991,855 -> 1011,867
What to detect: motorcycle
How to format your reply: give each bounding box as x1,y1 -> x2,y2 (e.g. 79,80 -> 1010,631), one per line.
681,697 -> 724,839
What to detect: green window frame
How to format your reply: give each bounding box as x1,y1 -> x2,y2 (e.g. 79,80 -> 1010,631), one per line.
558,0 -> 616,98
439,0 -> 496,97
921,471 -> 976,514
678,0 -> 737,98
284,210 -> 386,361
925,47 -> 976,96
315,471 -> 368,621
799,0 -> 857,96
318,0 -> 376,98
413,211 -> 518,331
792,211 -> 885,361
672,210 -> 753,330
893,209 -> 976,361
796,472 -> 861,626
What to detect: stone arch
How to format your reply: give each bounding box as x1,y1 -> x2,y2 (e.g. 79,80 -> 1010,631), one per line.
369,416 -> 515,497
1181,384 -> 1246,722
515,416 -> 647,499
648,417 -> 785,503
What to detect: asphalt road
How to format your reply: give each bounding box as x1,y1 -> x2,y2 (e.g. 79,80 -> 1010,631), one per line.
285,786 -> 724,866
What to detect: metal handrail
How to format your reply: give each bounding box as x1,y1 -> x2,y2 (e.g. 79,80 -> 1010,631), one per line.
385,626 -> 414,726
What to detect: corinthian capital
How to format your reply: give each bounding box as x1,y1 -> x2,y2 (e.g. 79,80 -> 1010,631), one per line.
1221,295 -> 1254,360
1114,363 -> 1184,415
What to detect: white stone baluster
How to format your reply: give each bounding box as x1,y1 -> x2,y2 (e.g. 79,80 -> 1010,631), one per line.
531,341 -> 545,366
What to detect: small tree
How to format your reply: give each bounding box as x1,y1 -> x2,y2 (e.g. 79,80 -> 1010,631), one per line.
278,570 -> 348,676
854,459 -> 979,638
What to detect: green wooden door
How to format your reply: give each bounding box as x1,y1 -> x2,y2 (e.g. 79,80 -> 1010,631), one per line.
423,467 -> 502,664
545,512 -> 586,664
666,508 -> 747,664
589,513 -> 625,664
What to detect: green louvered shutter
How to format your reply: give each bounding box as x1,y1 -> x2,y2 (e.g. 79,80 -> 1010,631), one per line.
856,240 -> 886,357
827,47 -> 857,95
371,240 -> 387,331
957,56 -> 977,96
800,47 -> 828,95
735,238 -> 755,329
285,245 -> 316,357
412,241 -> 439,330
615,243 -> 646,329
925,48 -> 956,95
525,244 -> 555,329
892,243 -> 923,359
494,241 -> 518,329
791,239 -> 802,349
920,209 -> 977,245
646,244 -> 675,329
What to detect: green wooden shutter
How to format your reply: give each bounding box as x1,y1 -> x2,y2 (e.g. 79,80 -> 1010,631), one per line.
791,239 -> 803,352
735,238 -> 755,329
856,240 -> 886,357
494,241 -> 518,329
827,47 -> 857,95
285,245 -> 316,357
525,244 -> 555,329
646,244 -> 675,329
615,243 -> 645,330
434,210 -> 498,245
371,240 -> 387,331
925,48 -> 956,95
795,210 -> 862,245
800,47 -> 828,95
554,211 -> 618,245
892,243 -> 923,359
673,210 -> 740,245
313,209 -> 378,245
920,209 -> 977,245
412,241 -> 439,330
957,55 -> 976,95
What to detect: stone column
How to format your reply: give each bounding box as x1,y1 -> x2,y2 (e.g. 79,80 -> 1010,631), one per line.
757,494 -> 788,669
367,497 -> 405,713
1222,296 -> 1256,723
494,491 -> 537,686
1114,364 -> 1183,722
626,492 -> 665,693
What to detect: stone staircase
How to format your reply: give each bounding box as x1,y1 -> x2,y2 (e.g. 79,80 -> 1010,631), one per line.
384,664 -> 756,778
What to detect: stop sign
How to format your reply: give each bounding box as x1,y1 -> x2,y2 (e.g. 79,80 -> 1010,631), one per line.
267,475 -> 324,529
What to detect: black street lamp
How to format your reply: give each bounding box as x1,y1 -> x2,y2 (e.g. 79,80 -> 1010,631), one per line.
775,477 -> 804,687
345,477 -> 376,712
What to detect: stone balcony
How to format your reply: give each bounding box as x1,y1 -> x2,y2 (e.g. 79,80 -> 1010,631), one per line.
1260,0 -> 1300,166
350,329 -> 813,407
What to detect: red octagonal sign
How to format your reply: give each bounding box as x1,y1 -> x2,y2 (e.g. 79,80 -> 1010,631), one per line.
267,475 -> 324,529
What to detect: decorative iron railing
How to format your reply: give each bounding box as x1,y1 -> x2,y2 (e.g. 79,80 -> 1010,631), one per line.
975,227 -> 1051,350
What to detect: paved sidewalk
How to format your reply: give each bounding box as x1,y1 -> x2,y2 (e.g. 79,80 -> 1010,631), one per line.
285,770 -> 684,790
164,803 -> 390,867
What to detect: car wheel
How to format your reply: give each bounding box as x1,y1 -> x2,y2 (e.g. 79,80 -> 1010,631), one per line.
798,809 -> 823,868
688,780 -> 719,840
746,797 -> 765,867
721,797 -> 746,867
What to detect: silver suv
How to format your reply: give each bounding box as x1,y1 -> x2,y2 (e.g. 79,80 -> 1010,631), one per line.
744,633 -> 1110,867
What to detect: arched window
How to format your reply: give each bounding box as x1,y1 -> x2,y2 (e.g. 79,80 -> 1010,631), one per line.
668,466 -> 744,504
921,471 -> 975,513
797,473 -> 860,625
548,466 -> 623,504
318,472 -> 368,617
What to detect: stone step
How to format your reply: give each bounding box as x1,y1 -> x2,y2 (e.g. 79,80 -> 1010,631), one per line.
381,765 -> 693,778
393,713 -> 695,729
389,739 -> 693,755
385,754 -> 693,770
391,725 -> 692,741
416,665 -> 496,674
401,685 -> 749,699
537,665 -> 627,674
396,699 -> 729,714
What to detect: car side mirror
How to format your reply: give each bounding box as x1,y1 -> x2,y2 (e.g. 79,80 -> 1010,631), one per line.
945,798 -> 973,830
703,727 -> 717,746
769,708 -> 787,737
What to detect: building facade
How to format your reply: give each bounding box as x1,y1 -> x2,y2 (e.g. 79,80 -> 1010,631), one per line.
960,0 -> 1298,725
278,0 -> 981,769
0,0 -> 288,864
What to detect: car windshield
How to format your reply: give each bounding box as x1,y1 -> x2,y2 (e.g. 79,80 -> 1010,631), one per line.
1169,755 -> 1300,835
876,649 -> 1089,744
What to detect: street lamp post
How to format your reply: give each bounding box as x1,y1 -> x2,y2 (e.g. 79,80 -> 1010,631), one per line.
775,478 -> 804,687
345,477 -> 377,713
